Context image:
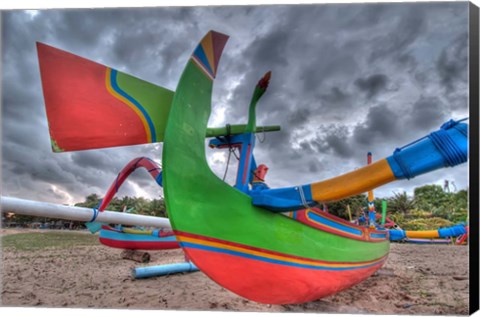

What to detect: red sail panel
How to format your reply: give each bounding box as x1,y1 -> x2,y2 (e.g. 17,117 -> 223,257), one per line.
37,42 -> 149,152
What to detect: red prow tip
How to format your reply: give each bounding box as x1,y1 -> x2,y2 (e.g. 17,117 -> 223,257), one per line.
257,71 -> 272,90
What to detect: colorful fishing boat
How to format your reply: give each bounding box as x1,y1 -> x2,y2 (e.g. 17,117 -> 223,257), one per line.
36,30 -> 469,304
389,224 -> 467,242
91,156 -> 180,250
160,31 -> 468,304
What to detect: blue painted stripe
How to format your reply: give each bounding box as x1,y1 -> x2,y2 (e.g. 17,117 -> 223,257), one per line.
100,229 -> 176,242
109,69 -> 157,142
370,233 -> 387,239
156,172 -> 163,187
180,242 -> 383,271
193,45 -> 214,77
307,212 -> 363,236
438,225 -> 467,238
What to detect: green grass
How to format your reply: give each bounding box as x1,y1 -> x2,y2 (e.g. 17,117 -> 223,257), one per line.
1,231 -> 98,251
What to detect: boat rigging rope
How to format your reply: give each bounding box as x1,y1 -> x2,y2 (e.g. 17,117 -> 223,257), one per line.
298,186 -> 310,209
251,170 -> 265,182
256,127 -> 267,143
392,118 -> 468,179
221,123 -> 240,181
223,147 -> 233,181
89,208 -> 100,222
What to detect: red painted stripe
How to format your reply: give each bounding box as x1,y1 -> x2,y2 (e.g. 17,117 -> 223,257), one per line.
98,157 -> 162,211
174,230 -> 387,266
100,225 -> 120,232
99,238 -> 179,250
242,144 -> 251,184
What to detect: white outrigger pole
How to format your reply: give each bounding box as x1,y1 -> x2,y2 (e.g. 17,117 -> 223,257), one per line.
1,196 -> 172,229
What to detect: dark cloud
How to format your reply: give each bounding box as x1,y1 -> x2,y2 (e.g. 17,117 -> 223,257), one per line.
299,40 -> 358,94
248,30 -> 290,70
1,3 -> 470,205
368,6 -> 426,63
436,32 -> 468,92
320,87 -> 350,106
288,109 -> 311,126
353,105 -> 400,145
312,124 -> 353,158
408,96 -> 447,132
354,74 -> 389,99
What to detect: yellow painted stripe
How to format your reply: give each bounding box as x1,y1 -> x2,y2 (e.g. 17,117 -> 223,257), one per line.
201,32 -> 216,75
177,235 -> 383,268
405,230 -> 440,239
122,228 -> 152,235
368,191 -> 374,202
311,159 -> 396,202
105,68 -> 152,143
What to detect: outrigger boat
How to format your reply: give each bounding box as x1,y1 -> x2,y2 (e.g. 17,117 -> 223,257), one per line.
93,156 -> 179,250
36,31 -> 468,304
98,225 -> 178,250
358,153 -> 468,246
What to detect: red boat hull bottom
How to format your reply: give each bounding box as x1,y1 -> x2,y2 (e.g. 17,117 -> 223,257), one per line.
184,247 -> 386,304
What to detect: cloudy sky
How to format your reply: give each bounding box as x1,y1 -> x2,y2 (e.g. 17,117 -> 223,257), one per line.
1,2 -> 471,206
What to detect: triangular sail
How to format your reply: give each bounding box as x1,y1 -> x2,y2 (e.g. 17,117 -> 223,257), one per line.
37,43 -> 174,152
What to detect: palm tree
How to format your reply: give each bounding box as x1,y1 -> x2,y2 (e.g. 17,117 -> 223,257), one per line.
388,191 -> 416,215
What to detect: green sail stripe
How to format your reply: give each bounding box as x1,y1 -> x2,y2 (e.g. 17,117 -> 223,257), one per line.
116,71 -> 174,142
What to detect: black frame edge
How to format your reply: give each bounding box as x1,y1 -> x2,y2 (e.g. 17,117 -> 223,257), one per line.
469,1 -> 480,315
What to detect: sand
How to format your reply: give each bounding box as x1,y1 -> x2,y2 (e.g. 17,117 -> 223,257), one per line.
0,229 -> 469,315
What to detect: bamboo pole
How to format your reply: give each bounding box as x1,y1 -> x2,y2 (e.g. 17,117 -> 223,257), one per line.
1,196 -> 171,229
381,200 -> 387,226
346,204 -> 352,222
206,124 -> 280,137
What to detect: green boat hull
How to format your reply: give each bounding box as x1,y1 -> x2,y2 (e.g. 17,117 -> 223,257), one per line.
162,31 -> 389,304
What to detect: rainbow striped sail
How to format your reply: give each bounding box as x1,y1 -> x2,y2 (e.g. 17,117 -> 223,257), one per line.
37,43 -> 173,152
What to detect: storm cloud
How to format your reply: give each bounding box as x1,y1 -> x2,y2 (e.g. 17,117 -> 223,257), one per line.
1,2 -> 470,206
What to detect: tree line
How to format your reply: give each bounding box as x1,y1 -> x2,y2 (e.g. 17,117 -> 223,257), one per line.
3,184 -> 468,231
326,184 -> 468,230
74,193 -> 167,218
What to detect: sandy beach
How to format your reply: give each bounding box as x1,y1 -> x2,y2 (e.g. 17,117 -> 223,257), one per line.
0,229 -> 469,315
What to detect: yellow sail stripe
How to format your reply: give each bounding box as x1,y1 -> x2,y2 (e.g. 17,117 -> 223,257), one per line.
105,68 -> 152,143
